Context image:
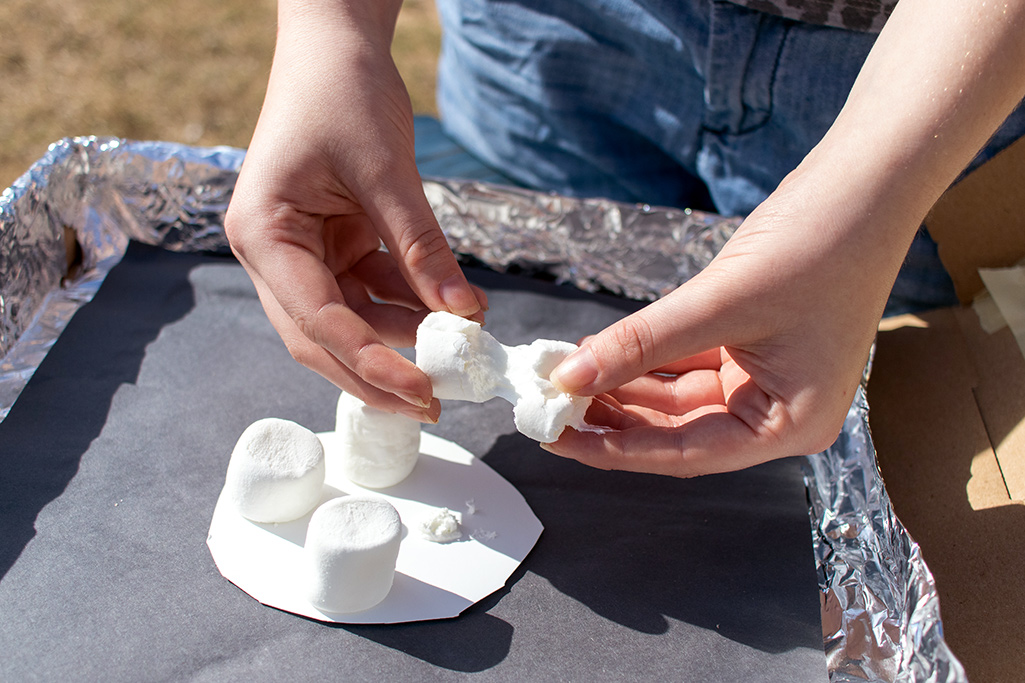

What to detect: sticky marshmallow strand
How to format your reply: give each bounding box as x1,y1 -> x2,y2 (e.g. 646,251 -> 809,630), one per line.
415,311 -> 591,443
303,496 -> 402,614
224,417 -> 326,523
335,392 -> 420,489
500,339 -> 591,444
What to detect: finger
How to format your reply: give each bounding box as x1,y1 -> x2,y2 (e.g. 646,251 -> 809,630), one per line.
583,392 -> 730,432
322,213 -> 386,274
579,395 -> 645,431
470,283 -> 489,313
648,347 -> 723,375
605,368 -> 726,416
348,250 -> 488,325
240,232 -> 437,409
337,275 -> 427,347
359,160 -> 485,318
350,248 -> 425,310
544,407 -> 790,478
257,280 -> 439,420
550,276 -> 739,396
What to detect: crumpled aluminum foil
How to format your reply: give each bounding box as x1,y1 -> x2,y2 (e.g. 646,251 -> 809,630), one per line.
0,136 -> 966,682
423,180 -> 738,302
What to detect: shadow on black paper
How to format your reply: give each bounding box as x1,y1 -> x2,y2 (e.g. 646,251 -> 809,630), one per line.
344,431 -> 822,671
0,243 -> 201,580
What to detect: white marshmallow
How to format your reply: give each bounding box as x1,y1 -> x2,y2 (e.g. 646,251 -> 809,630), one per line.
415,311 -> 591,443
303,496 -> 402,614
224,417 -> 326,523
335,392 -> 420,489
502,339 -> 591,443
413,312 -> 507,402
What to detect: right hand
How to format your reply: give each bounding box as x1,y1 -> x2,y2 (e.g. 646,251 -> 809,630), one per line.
224,1 -> 485,421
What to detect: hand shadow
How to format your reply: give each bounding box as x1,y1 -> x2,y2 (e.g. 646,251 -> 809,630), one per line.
479,431 -> 824,656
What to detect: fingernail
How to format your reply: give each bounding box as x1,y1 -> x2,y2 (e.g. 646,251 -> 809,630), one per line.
398,391 -> 432,409
396,405 -> 436,423
550,347 -> 598,393
439,274 -> 481,317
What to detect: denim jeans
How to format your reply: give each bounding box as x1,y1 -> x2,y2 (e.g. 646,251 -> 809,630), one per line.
436,0 -> 1025,314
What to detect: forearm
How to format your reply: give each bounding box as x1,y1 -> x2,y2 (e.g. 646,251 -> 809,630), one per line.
844,0 -> 1025,186
251,0 -> 419,212
277,0 -> 404,46
546,0 -> 1025,474
796,0 -> 1025,251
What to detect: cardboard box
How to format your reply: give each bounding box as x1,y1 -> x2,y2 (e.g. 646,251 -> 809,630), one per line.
868,135 -> 1025,682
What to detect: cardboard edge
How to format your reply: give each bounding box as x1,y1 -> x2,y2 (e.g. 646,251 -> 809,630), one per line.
925,135 -> 1025,303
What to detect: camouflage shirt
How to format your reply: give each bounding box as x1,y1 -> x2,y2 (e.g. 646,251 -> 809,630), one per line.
730,0 -> 897,33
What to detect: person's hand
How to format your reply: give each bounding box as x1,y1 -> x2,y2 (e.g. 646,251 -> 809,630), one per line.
224,1 -> 484,420
543,0 -> 1025,477
544,169 -> 898,476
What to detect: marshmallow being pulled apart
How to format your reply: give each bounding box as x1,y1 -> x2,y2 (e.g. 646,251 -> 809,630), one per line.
415,311 -> 592,443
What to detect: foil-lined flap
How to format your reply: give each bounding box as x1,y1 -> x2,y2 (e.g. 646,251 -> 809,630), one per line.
804,389 -> 966,682
424,179 -> 738,302
0,136 -> 966,682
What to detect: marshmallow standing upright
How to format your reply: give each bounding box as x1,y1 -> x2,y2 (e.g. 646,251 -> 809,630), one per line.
334,392 -> 421,489
224,417 -> 326,523
415,311 -> 591,443
303,496 -> 403,614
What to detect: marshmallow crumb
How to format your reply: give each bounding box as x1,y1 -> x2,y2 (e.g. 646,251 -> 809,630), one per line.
470,529 -> 497,542
419,507 -> 462,543
415,311 -> 592,442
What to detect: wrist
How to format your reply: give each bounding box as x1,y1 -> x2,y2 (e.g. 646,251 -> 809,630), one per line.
277,0 -> 404,50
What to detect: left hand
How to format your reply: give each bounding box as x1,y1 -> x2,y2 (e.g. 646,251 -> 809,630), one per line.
542,0 -> 1025,477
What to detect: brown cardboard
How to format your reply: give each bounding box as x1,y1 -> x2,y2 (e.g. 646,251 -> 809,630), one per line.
869,135 -> 1025,682
870,308 -> 1025,683
925,135 -> 1025,303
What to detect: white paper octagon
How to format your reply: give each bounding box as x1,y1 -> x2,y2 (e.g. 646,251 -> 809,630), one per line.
207,431 -> 543,624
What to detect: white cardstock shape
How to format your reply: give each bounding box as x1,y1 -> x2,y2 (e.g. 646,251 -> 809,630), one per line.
207,431 -> 543,624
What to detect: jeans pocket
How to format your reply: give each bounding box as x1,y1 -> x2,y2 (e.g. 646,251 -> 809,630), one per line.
703,1 -> 790,135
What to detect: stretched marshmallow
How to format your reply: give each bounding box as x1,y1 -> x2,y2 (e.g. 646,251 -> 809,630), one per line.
414,312 -> 507,402
224,417 -> 326,523
303,496 -> 402,614
415,311 -> 591,443
335,392 -> 420,489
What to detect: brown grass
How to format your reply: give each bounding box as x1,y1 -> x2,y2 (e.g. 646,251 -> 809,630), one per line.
0,0 -> 441,188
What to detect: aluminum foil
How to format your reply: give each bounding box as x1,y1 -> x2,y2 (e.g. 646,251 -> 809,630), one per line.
423,180 -> 738,302
0,136 -> 965,682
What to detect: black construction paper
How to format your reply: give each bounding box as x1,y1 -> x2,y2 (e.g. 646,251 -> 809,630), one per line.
0,243 -> 827,681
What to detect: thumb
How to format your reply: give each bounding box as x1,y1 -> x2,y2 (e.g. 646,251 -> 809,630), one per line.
550,281 -> 729,396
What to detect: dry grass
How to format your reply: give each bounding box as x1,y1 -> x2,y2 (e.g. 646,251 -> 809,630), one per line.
0,0 -> 441,188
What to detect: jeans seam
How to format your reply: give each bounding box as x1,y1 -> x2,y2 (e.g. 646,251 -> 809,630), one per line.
701,12 -> 791,138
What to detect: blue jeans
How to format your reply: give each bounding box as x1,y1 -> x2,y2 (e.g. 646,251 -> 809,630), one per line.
436,0 -> 1025,313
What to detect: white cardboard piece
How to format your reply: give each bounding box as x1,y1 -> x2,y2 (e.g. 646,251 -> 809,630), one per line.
207,431 -> 544,624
